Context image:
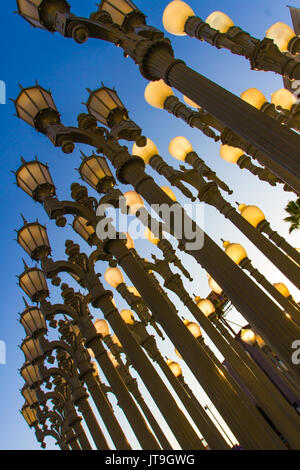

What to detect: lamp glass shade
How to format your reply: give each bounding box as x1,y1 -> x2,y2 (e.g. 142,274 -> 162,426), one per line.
21,404 -> 37,427
132,138 -> 158,164
127,286 -> 141,297
94,319 -> 110,337
238,204 -> 265,228
125,232 -> 135,250
168,360 -> 182,377
17,222 -> 50,260
183,95 -> 200,109
205,11 -> 234,33
144,80 -> 174,109
17,0 -> 70,31
266,22 -> 296,52
161,186 -> 177,202
15,85 -> 59,131
271,88 -> 296,110
21,362 -> 42,386
104,267 -> 124,288
22,386 -> 38,407
120,309 -> 135,325
186,321 -> 202,338
169,136 -> 193,161
273,282 -> 290,298
240,328 -> 256,346
16,160 -> 55,201
144,227 -> 160,245
20,306 -> 47,336
124,191 -> 144,215
99,0 -> 138,26
220,144 -> 243,164
208,275 -> 223,295
73,217 -> 95,243
240,88 -> 267,110
224,242 -> 247,265
79,155 -> 113,192
111,334 -> 122,348
196,298 -> 215,318
86,87 -> 126,127
21,337 -> 44,362
163,1 -> 195,36
19,267 -> 49,302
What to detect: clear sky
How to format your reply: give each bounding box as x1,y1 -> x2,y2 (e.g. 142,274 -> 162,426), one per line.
0,0 -> 299,450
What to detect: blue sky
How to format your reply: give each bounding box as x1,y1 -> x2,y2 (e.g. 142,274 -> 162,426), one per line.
0,0 -> 299,450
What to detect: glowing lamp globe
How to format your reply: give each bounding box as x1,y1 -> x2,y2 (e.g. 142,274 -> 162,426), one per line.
185,320 -> 202,339
273,283 -> 290,298
207,274 -> 223,295
167,359 -> 182,378
144,80 -> 174,109
205,11 -> 234,33
132,138 -> 159,164
124,191 -> 144,215
238,204 -> 265,228
163,1 -> 195,36
223,241 -> 247,265
196,298 -> 216,318
266,22 -> 296,52
104,267 -> 124,288
94,319 -> 110,338
240,328 -> 256,346
271,89 -> 296,110
120,309 -> 135,325
220,144 -> 243,164
240,88 -> 267,110
169,136 -> 193,161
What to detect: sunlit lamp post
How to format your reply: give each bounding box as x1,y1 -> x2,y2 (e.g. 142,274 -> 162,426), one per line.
222,240 -> 300,326
162,1 -> 300,79
15,2 -> 300,193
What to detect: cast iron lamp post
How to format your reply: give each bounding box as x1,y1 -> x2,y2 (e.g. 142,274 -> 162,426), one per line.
131,135 -> 300,288
14,177 -> 291,449
20,333 -> 111,450
20,361 -> 93,450
221,240 -> 300,326
15,1 -> 300,193
162,1 -> 300,79
99,297 -> 230,449
19,300 -> 132,450
136,251 -> 300,448
266,22 -> 300,55
17,226 -> 205,450
93,319 -> 173,451
144,80 -> 292,193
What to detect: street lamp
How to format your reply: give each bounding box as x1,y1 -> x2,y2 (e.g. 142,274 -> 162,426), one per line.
162,1 -> 300,79
17,219 -> 51,261
78,152 -> 116,194
266,22 -> 300,54
18,263 -> 49,302
19,305 -> 47,337
16,3 -> 300,193
16,0 -> 70,31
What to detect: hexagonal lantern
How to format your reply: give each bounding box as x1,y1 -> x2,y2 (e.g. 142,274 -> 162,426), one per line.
98,0 -> 145,30
14,83 -> 60,133
21,337 -> 44,363
21,385 -> 39,407
18,265 -> 49,302
20,306 -> 47,337
17,219 -> 51,261
86,86 -> 128,128
15,158 -> 55,202
72,216 -> 97,245
21,403 -> 38,427
78,153 -> 115,194
17,0 -> 70,32
20,362 -> 43,387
